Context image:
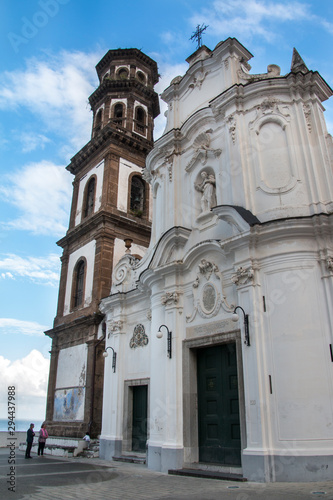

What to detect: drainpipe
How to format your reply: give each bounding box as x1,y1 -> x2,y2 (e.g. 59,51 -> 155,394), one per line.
88,321 -> 106,436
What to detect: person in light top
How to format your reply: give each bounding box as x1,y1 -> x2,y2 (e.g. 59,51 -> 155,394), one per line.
83,431 -> 91,449
38,422 -> 48,456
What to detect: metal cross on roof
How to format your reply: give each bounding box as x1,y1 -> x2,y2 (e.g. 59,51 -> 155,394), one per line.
190,24 -> 208,49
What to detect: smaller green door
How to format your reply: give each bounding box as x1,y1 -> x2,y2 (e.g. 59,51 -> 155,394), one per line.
197,343 -> 241,465
132,385 -> 148,452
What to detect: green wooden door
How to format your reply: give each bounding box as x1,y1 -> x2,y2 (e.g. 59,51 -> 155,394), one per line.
132,385 -> 148,452
197,343 -> 241,465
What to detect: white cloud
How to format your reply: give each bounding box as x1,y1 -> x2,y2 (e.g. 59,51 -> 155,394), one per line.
0,272 -> 14,279
0,160 -> 72,236
0,350 -> 49,420
0,252 -> 60,285
189,0 -> 328,43
0,50 -> 103,154
19,132 -> 51,153
0,319 -> 49,336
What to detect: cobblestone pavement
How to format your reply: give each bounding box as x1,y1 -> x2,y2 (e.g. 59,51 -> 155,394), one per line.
1,449 -> 333,500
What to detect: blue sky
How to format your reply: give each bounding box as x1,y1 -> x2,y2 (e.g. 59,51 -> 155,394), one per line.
0,0 -> 332,421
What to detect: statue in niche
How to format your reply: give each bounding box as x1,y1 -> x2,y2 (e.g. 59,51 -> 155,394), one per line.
195,171 -> 217,213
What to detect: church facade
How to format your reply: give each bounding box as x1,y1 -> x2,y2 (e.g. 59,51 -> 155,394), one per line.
99,38 -> 333,482
45,48 -> 159,438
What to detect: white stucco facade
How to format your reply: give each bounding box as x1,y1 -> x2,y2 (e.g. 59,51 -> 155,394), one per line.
99,39 -> 333,482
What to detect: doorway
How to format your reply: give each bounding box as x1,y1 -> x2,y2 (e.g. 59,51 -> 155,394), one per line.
132,385 -> 148,452
197,343 -> 241,465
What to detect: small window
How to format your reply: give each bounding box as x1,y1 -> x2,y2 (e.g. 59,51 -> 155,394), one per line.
137,71 -> 146,84
95,109 -> 103,131
113,103 -> 124,125
134,107 -> 146,134
84,177 -> 96,218
130,175 -> 145,216
73,260 -> 85,309
117,68 -> 129,79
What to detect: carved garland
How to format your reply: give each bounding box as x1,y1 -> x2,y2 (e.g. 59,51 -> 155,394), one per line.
231,266 -> 254,286
161,291 -> 179,306
326,257 -> 333,273
185,130 -> 222,172
107,320 -> 123,338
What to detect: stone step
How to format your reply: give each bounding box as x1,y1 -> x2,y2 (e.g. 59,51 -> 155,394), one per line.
79,449 -> 100,458
112,454 -> 146,464
168,468 -> 247,482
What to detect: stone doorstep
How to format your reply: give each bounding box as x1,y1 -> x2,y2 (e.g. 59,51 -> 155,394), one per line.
168,468 -> 247,482
183,462 -> 243,475
112,452 -> 146,464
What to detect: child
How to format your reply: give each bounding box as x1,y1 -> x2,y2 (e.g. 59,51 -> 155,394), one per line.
83,432 -> 91,449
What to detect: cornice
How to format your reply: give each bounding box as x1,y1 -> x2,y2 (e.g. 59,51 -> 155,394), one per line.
67,123 -> 154,174
89,78 -> 160,117
57,210 -> 151,248
96,48 -> 159,84
210,71 -> 333,116
222,212 -> 333,253
45,312 -> 103,339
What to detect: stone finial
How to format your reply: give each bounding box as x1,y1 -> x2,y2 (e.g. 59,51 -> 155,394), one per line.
124,238 -> 133,254
291,48 -> 308,74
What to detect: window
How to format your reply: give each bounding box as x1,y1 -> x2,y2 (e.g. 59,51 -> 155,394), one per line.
113,103 -> 124,125
84,177 -> 96,218
73,260 -> 85,309
130,175 -> 145,216
136,71 -> 146,84
95,109 -> 103,131
134,106 -> 146,134
117,68 -> 129,79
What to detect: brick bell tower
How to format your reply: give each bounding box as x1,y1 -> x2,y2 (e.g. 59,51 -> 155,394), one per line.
45,49 -> 160,438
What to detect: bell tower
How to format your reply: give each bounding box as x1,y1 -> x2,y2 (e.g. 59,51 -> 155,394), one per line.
45,49 -> 160,437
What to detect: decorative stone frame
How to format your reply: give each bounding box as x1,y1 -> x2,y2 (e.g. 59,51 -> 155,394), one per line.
122,378 -> 150,453
133,104 -> 148,137
94,108 -> 103,132
127,172 -> 149,219
111,101 -> 126,127
82,175 -> 97,220
70,257 -> 87,312
116,66 -> 130,80
136,70 -> 147,85
182,329 -> 246,465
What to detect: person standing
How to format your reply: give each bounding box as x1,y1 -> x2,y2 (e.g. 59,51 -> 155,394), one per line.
25,423 -> 35,459
38,423 -> 48,456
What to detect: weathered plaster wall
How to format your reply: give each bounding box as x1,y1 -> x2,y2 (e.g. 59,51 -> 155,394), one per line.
53,344 -> 87,422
